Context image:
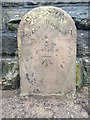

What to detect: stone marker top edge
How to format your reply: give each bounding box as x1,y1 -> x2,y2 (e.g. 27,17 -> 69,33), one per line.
18,6 -> 76,29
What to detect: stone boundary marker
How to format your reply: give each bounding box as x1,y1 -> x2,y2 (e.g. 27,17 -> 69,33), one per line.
18,6 -> 77,96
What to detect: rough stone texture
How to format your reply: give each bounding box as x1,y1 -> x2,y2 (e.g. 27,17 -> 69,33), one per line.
1,0 -> 90,3
2,87 -> 89,118
1,57 -> 20,90
83,57 -> 90,84
2,3 -> 88,32
1,2 -> 89,90
2,2 -> 89,57
2,33 -> 17,56
2,3 -> 88,57
77,30 -> 88,57
76,58 -> 83,88
18,6 -> 76,95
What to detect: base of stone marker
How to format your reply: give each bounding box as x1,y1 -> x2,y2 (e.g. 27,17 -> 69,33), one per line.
20,90 -> 76,100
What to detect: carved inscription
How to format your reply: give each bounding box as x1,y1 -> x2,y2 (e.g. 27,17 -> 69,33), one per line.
41,56 -> 52,67
46,20 -> 61,33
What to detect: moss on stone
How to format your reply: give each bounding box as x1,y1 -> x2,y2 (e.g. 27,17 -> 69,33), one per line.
8,23 -> 18,31
2,59 -> 20,90
76,63 -> 82,88
75,19 -> 90,30
2,52 -> 15,56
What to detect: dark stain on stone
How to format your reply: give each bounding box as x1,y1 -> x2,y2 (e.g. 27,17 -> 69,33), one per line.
26,73 -> 30,81
45,41 -> 48,44
55,49 -> 58,51
34,78 -> 36,82
60,65 -> 64,68
25,17 -> 30,22
71,30 -> 72,36
32,29 -> 35,34
68,47 -> 71,50
48,10 -> 51,13
36,89 -> 39,91
56,11 -> 58,15
32,72 -> 34,77
26,59 -> 28,61
38,26 -> 40,28
53,43 -> 56,46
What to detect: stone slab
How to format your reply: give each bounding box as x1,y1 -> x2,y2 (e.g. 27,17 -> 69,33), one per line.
18,6 -> 77,96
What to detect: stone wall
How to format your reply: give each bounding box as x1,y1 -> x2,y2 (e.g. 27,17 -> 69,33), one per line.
1,2 -> 90,89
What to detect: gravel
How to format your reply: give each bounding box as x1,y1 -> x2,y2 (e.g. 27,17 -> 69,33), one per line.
2,87 -> 89,118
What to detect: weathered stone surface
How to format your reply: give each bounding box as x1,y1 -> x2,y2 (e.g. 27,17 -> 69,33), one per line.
2,3 -> 88,32
76,58 -> 83,89
1,2 -> 89,91
77,30 -> 88,57
75,18 -> 90,30
82,57 -> 90,84
18,6 -> 77,96
2,33 -> 17,56
1,58 -> 20,90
